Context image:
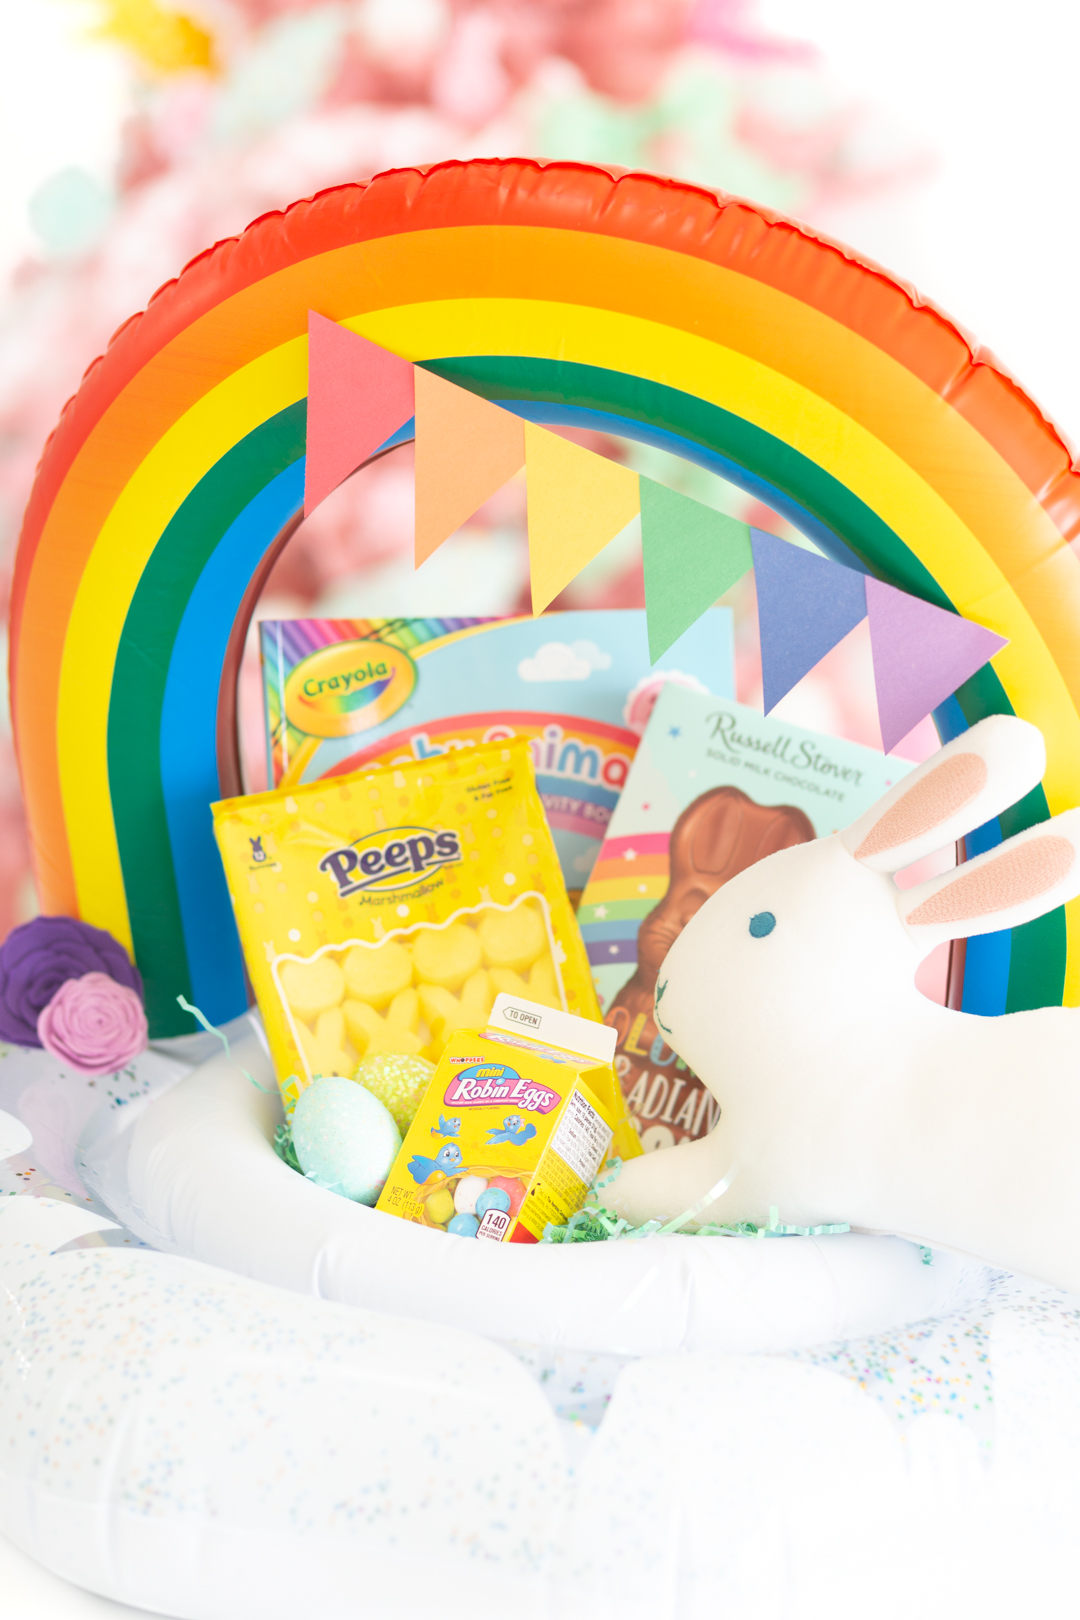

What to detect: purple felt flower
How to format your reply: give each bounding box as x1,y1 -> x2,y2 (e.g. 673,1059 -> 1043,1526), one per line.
0,915 -> 143,1048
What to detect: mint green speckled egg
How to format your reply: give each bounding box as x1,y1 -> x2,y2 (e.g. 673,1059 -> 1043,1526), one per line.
291,1076 -> 401,1205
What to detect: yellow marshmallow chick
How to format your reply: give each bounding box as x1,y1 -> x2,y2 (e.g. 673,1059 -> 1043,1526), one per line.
412,921 -> 482,991
528,952 -> 562,1009
478,904 -> 547,974
279,956 -> 345,1022
297,1006 -> 355,1078
419,969 -> 496,1058
487,966 -> 528,999
344,987 -> 426,1058
342,941 -> 413,1010
488,952 -> 561,1011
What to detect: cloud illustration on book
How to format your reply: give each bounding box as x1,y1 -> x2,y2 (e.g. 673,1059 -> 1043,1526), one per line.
517,640 -> 613,682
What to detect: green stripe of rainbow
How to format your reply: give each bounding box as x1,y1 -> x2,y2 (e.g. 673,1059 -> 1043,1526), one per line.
11,160 -> 1080,1034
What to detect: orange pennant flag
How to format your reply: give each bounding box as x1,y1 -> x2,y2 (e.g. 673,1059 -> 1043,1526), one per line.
414,369 -> 526,567
525,424 -> 641,612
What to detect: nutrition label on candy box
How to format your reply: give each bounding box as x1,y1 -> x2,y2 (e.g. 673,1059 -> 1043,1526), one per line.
552,1090 -> 613,1185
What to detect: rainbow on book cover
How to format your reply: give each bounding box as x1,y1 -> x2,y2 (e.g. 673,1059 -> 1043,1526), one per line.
578,832 -> 672,971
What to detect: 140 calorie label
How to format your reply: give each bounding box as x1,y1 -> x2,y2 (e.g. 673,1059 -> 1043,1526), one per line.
551,1090 -> 613,1186
476,1207 -> 512,1241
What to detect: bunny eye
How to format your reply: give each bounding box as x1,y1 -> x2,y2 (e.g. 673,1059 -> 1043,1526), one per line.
749,912 -> 776,938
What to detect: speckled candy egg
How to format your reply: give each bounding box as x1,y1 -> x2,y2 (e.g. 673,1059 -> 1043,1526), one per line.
352,1052 -> 436,1136
475,1187 -> 511,1217
487,1175 -> 526,1219
291,1076 -> 401,1205
453,1174 -> 488,1215
425,1187 -> 456,1226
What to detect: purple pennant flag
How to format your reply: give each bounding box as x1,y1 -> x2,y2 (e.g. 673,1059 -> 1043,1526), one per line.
865,577 -> 1008,753
751,529 -> 868,712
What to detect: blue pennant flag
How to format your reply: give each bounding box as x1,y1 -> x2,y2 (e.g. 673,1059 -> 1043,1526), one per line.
752,530 -> 868,713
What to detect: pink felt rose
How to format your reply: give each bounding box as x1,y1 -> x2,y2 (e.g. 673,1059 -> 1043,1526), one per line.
36,972 -> 148,1076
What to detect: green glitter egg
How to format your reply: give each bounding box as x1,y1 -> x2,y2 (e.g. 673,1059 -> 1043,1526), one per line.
353,1052 -> 436,1136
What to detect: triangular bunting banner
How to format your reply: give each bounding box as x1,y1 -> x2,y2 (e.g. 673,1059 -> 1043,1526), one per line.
302,331 -> 1005,757
304,313 -> 415,516
752,528 -> 869,713
865,577 -> 1008,753
525,424 -> 641,613
640,478 -> 753,661
414,369 -> 525,567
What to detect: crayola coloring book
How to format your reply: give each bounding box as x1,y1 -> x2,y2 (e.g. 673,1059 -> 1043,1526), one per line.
260,611 -> 733,897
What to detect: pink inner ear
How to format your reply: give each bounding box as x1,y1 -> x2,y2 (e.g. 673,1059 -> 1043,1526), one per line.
855,753 -> 987,860
905,836 -> 1075,926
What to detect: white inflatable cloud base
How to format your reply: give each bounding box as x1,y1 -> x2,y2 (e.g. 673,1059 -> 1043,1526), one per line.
97,1030 -> 992,1355
6,1194 -> 1080,1620
0,1197 -> 571,1620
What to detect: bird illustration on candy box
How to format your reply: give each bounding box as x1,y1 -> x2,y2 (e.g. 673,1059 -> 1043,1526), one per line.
406,1141 -> 463,1185
485,1114 -> 537,1147
431,1115 -> 461,1139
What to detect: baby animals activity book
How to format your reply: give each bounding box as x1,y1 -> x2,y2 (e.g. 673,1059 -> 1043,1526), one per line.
578,687 -> 914,1155
260,610 -> 733,898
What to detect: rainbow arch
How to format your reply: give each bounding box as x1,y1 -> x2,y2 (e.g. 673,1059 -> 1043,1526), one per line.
11,159 -> 1080,1036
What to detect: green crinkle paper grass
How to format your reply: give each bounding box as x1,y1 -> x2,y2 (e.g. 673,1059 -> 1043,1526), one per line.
540,1159 -> 850,1244
275,1128 -> 851,1246
274,1117 -> 303,1174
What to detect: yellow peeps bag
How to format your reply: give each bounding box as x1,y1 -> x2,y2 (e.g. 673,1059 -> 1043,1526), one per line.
212,739 -> 600,1110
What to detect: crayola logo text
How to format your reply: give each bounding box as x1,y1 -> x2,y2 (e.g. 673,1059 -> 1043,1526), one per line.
319,825 -> 462,897
304,661 -> 387,697
284,641 -> 416,740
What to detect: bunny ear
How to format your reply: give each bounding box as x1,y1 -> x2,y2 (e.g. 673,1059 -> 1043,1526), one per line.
840,715 -> 1046,874
896,808 -> 1080,953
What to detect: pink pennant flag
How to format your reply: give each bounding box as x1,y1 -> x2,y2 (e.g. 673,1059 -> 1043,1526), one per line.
865,577 -> 1008,753
304,312 -> 415,516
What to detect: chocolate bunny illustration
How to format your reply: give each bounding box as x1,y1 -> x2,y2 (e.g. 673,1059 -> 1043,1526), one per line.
607,787 -> 813,1150
611,716 -> 1080,1291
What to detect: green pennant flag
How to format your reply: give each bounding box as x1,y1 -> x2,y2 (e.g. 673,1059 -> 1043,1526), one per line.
640,477 -> 753,662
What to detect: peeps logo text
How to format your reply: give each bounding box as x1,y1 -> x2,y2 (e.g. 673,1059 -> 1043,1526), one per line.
444,1064 -> 561,1115
319,825 -> 462,897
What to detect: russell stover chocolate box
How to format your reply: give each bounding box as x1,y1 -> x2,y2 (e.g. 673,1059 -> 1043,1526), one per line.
578,687 -> 914,1155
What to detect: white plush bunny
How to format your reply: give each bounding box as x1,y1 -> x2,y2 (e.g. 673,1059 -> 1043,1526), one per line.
610,715 -> 1080,1292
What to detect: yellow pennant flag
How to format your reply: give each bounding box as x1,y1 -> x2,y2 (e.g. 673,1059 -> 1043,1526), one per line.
414,369 -> 525,567
525,424 -> 641,612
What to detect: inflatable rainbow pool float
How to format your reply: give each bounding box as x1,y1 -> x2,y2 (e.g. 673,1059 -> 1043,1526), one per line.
11,159 -> 1080,1038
